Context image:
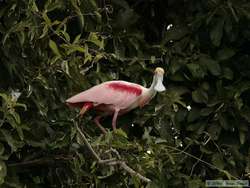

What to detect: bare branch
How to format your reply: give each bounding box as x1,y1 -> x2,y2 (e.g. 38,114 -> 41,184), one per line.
74,121 -> 152,183
74,122 -> 102,162
106,160 -> 151,183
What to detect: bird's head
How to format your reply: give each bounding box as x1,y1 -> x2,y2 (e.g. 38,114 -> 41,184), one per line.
153,67 -> 166,92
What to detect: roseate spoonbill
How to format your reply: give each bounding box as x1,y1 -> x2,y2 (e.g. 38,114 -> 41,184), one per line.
66,67 -> 165,133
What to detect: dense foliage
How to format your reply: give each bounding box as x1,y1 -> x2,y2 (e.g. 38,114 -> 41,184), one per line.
0,0 -> 250,187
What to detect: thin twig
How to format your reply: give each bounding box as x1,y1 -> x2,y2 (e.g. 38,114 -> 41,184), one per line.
106,160 -> 151,183
166,145 -> 238,180
190,154 -> 203,176
98,158 -> 117,164
110,148 -> 121,159
75,121 -> 102,162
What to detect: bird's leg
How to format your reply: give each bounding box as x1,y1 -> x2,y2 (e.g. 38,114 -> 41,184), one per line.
112,109 -> 120,131
79,102 -> 93,117
94,115 -> 107,134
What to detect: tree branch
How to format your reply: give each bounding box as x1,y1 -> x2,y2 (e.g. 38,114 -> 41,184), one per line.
74,121 -> 151,183
75,121 -> 102,162
7,155 -> 73,167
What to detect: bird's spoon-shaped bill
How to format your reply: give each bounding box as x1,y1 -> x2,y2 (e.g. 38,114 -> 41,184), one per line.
154,75 -> 166,92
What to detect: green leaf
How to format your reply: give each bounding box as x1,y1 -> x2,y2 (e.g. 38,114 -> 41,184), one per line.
114,128 -> 128,138
200,146 -> 213,154
241,107 -> 250,123
0,161 -> 7,185
222,67 -> 233,80
93,53 -> 104,63
114,8 -> 139,28
207,124 -> 221,140
169,58 -> 183,74
16,126 -> 24,141
113,38 -> 125,59
9,111 -> 21,124
71,0 -> 84,30
59,30 -> 71,42
217,48 -> 235,61
73,34 -> 82,44
192,89 -> 208,104
210,18 -> 224,46
0,143 -> 4,156
186,123 -> 205,134
88,32 -> 104,49
187,63 -> 206,78
239,131 -> 246,145
49,39 -> 61,57
25,139 -> 46,149
112,0 -> 129,9
0,93 -> 10,104
163,26 -> 189,43
188,179 -> 203,188
187,108 -> 200,122
61,44 -> 85,55
42,12 -> 52,25
212,153 -> 225,169
0,129 -> 24,152
219,114 -> 230,130
200,108 -> 214,116
15,102 -> 27,111
39,25 -> 49,39
200,56 -> 221,76
44,0 -> 63,12
29,0 -> 39,12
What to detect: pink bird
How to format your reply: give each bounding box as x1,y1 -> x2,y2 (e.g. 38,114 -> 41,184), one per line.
66,67 -> 165,133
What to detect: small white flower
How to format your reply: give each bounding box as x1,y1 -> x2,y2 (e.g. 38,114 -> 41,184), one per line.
146,150 -> 152,154
174,136 -> 178,140
179,143 -> 183,147
187,105 -> 192,111
131,123 -> 134,127
11,90 -> 21,101
166,24 -> 173,30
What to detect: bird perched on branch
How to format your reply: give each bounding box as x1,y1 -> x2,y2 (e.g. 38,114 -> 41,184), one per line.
66,67 -> 166,133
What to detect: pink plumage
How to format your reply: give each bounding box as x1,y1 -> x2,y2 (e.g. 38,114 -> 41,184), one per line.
66,81 -> 145,109
66,67 -> 166,133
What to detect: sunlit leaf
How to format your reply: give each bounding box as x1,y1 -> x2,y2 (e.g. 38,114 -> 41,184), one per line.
49,39 -> 61,57
88,32 -> 104,49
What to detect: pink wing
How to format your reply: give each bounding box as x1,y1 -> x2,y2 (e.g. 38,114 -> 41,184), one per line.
66,81 -> 146,109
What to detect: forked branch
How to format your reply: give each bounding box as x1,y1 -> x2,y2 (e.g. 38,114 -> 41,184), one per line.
74,122 -> 151,183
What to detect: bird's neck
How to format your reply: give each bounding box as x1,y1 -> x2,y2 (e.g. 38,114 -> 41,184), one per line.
147,75 -> 158,98
138,75 -> 159,107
